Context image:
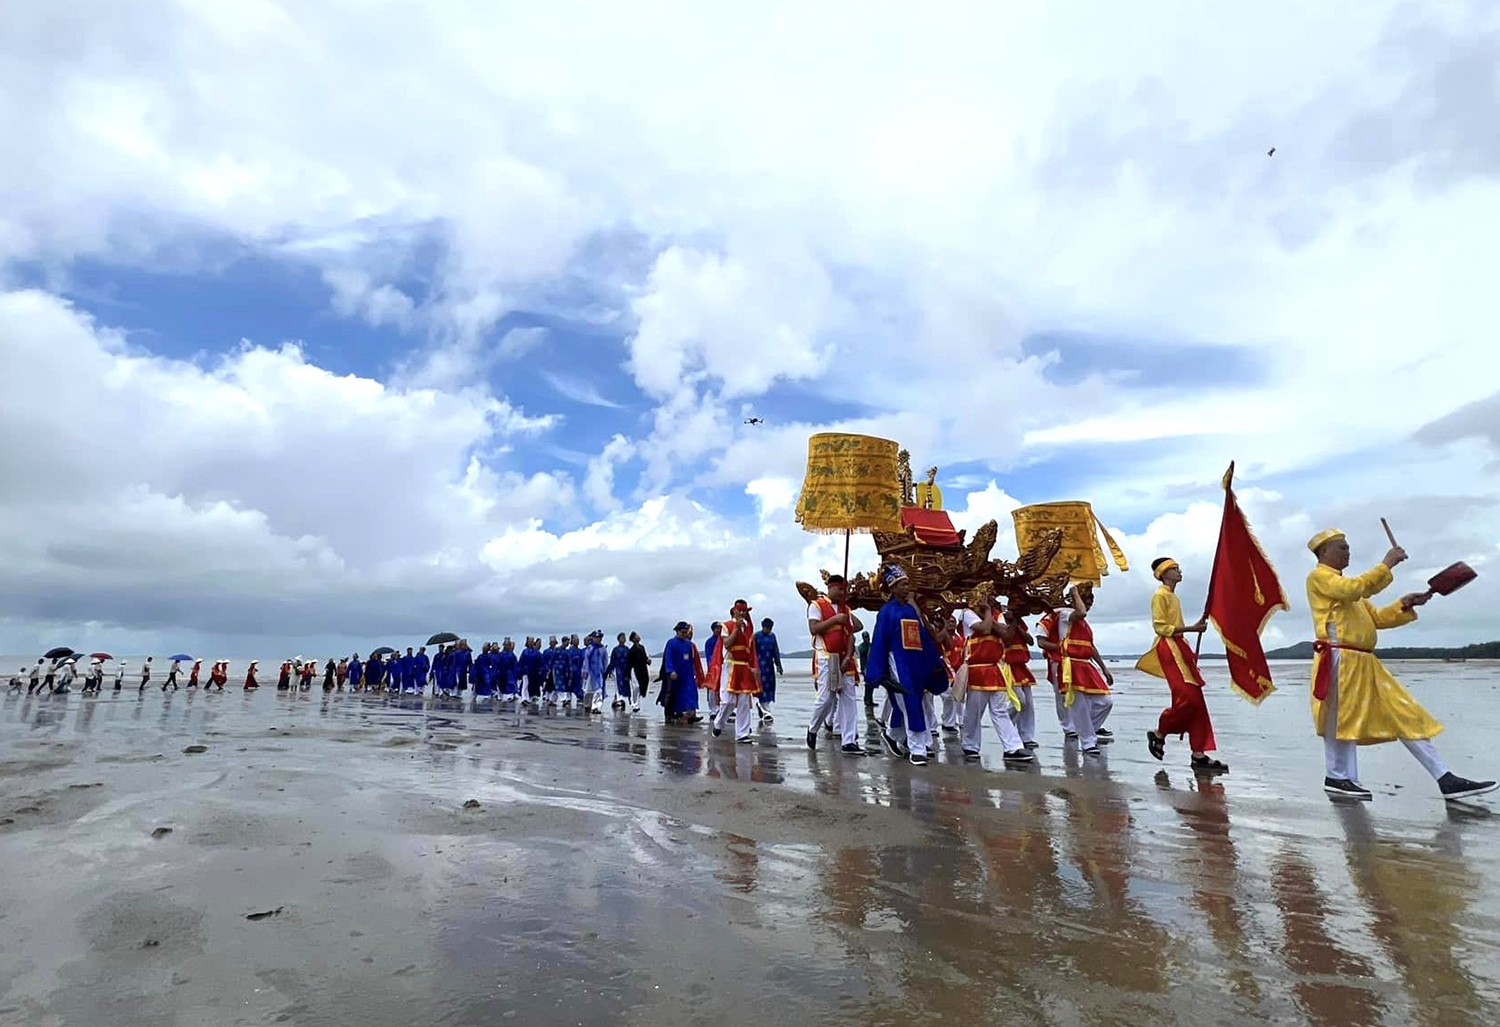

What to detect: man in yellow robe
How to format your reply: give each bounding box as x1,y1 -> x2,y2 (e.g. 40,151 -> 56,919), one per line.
1307,529 -> 1494,801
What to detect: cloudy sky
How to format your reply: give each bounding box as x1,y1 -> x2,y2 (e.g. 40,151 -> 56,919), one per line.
3,0 -> 1497,659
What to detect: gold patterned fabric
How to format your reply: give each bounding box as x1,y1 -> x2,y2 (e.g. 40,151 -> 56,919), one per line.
794,433 -> 904,534
1011,501 -> 1129,585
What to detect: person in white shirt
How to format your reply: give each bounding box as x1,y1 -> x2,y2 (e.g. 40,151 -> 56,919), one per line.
805,574 -> 866,756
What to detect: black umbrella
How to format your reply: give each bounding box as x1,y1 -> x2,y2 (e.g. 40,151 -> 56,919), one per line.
371,646 -> 397,657
43,646 -> 74,660
426,632 -> 459,646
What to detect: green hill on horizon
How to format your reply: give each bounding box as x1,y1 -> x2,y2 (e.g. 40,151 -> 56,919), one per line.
1263,639 -> 1500,660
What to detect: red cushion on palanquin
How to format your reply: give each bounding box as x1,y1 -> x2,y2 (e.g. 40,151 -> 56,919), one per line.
901,507 -> 962,548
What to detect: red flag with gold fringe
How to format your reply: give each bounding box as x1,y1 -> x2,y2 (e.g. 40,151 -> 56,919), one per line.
1203,463 -> 1288,703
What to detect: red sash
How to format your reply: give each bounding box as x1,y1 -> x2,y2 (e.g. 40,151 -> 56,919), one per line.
814,597 -> 851,656
1311,640 -> 1372,701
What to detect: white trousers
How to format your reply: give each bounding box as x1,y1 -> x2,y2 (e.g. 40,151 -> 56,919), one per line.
962,691 -> 1024,753
1321,652 -> 1447,782
940,693 -> 962,729
923,693 -> 938,736
1054,688 -> 1075,735
878,695 -> 929,757
714,692 -> 755,740
811,658 -> 858,745
1070,693 -> 1113,749
1013,685 -> 1036,745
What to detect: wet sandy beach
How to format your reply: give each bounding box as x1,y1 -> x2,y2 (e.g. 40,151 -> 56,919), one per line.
2,663 -> 1499,1026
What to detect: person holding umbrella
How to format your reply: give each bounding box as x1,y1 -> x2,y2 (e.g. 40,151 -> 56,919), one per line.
83,658 -> 104,694
164,658 -> 182,691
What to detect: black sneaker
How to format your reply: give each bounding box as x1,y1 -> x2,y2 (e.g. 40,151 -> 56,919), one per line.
1439,773 -> 1498,801
1191,755 -> 1229,774
942,725 -> 959,735
880,727 -> 904,758
1096,728 -> 1113,738
1023,740 -> 1039,750
1003,749 -> 1035,763
841,742 -> 865,757
908,752 -> 928,766
1324,777 -> 1373,800
824,724 -> 835,736
712,726 -> 722,737
806,729 -> 817,750
737,736 -> 754,745
1083,746 -> 1102,757
962,749 -> 981,760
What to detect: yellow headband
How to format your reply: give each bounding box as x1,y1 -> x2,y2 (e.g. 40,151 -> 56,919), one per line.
1307,528 -> 1345,554
1153,559 -> 1179,582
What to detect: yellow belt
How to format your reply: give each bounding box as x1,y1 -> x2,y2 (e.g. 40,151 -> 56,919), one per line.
967,661 -> 1021,711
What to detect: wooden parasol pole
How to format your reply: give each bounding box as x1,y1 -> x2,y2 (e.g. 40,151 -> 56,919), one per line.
1197,461 -> 1235,657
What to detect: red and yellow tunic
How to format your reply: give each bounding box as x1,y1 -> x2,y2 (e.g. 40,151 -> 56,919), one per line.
966,634 -> 1022,709
1135,586 -> 1205,688
946,633 -> 965,679
1002,622 -> 1037,686
1061,617 -> 1110,702
1038,611 -> 1064,692
721,622 -> 761,695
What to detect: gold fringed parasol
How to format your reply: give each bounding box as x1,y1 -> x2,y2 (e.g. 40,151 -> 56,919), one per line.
795,432 -> 904,580
1011,501 -> 1128,586
794,433 -> 904,534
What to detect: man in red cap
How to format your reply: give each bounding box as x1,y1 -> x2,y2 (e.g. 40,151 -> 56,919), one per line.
711,599 -> 761,742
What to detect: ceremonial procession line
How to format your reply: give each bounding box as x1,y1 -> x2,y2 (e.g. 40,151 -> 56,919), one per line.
14,527 -> 1496,805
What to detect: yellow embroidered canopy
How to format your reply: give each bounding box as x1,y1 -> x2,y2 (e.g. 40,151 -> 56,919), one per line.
1011,501 -> 1128,586
794,433 -> 904,534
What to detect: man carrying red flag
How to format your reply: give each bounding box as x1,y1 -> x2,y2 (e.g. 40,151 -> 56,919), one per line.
1139,558 -> 1228,773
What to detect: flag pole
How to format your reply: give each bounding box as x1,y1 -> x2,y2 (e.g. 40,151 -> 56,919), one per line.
1197,461 -> 1235,657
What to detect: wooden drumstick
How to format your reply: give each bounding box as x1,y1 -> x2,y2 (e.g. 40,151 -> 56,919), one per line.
1380,517 -> 1399,549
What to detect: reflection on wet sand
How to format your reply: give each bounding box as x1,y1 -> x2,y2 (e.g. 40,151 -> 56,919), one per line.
1273,843 -> 1388,1026
4,686 -> 1500,1026
1336,803 -> 1489,1027
1157,773 -> 1262,1004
